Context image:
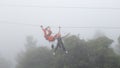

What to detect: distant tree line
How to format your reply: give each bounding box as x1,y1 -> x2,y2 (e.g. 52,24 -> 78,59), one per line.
16,35 -> 120,68
0,56 -> 12,68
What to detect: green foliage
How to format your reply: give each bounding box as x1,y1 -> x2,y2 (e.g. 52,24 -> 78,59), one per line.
25,36 -> 37,50
16,35 -> 120,68
116,36 -> 120,55
86,36 -> 119,68
17,47 -> 54,68
118,36 -> 120,44
0,56 -> 11,68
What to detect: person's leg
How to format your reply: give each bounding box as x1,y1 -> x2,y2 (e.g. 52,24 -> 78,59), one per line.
51,44 -> 54,49
54,42 -> 60,52
53,40 -> 61,55
59,38 -> 68,54
49,42 -> 54,49
60,40 -> 66,51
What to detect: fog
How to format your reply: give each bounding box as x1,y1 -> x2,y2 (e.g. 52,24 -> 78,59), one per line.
0,0 -> 120,68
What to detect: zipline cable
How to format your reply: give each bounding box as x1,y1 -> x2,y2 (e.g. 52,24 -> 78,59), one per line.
0,22 -> 39,27
0,22 -> 120,29
0,5 -> 120,10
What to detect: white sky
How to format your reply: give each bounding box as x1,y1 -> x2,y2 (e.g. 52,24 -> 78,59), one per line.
0,0 -> 120,67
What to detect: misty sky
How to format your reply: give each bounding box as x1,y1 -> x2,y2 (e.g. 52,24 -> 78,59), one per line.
0,0 -> 120,66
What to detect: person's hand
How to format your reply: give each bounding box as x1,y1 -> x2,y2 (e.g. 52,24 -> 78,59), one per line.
47,26 -> 50,28
40,25 -> 43,28
59,26 -> 61,28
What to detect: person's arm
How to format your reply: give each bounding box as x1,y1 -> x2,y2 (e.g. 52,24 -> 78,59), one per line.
40,25 -> 48,31
40,25 -> 46,34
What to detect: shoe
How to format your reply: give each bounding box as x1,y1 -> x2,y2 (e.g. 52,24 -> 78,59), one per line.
51,44 -> 54,49
65,51 -> 68,54
53,52 -> 55,55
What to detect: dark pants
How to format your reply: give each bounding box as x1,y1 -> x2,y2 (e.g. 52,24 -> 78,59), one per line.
54,37 -> 66,52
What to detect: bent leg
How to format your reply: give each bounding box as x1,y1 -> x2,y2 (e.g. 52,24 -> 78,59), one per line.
54,42 -> 60,52
60,40 -> 66,51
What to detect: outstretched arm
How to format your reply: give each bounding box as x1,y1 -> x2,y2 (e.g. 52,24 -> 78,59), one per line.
40,25 -> 49,30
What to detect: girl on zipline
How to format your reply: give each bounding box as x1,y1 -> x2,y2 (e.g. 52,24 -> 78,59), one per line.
41,25 -> 55,42
41,25 -> 55,49
40,26 -> 68,55
52,27 -> 68,55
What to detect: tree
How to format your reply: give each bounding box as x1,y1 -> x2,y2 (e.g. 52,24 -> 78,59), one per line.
115,36 -> 120,55
54,35 -> 120,68
118,36 -> 120,44
0,56 -> 12,68
24,36 -> 37,50
16,36 -> 38,68
16,35 -> 120,68
16,36 -> 55,68
87,36 -> 120,68
94,30 -> 105,39
16,47 -> 54,68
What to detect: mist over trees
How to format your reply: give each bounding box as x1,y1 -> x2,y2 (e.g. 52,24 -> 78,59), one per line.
16,34 -> 120,68
0,56 -> 12,68
115,36 -> 120,55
